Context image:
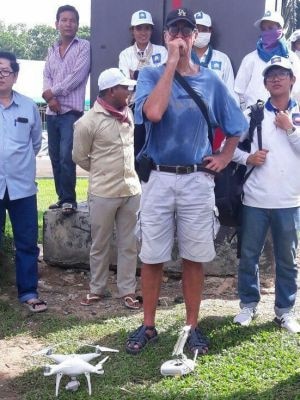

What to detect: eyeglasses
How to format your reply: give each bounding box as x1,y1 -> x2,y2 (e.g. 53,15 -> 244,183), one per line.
0,70 -> 14,78
265,70 -> 290,82
167,25 -> 194,38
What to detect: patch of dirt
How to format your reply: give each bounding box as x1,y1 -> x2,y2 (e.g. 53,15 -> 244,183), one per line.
34,260 -> 244,320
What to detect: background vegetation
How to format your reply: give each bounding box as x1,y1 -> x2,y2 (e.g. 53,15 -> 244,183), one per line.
0,22 -> 90,60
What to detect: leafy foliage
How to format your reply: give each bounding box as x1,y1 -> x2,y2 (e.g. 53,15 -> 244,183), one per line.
0,22 -> 90,60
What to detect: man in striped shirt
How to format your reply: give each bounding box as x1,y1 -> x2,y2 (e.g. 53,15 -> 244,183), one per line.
42,4 -> 90,215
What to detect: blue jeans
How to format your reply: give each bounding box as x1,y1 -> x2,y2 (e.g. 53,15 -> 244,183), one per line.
47,113 -> 79,205
0,191 -> 39,302
238,205 -> 300,316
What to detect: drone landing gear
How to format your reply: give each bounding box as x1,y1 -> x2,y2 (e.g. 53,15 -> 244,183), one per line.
55,373 -> 63,397
85,372 -> 92,395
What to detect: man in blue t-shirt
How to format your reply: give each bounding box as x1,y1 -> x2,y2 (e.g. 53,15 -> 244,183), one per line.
126,8 -> 248,357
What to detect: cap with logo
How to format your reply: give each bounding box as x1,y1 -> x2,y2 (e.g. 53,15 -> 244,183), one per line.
165,8 -> 196,29
131,10 -> 154,27
194,11 -> 212,28
254,10 -> 284,29
262,56 -> 293,76
98,68 -> 137,91
290,29 -> 300,43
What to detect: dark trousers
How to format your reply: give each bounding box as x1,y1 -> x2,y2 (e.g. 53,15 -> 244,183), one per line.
46,113 -> 79,205
0,191 -> 39,302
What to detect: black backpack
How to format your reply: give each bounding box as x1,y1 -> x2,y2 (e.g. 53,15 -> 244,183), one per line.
214,100 -> 264,227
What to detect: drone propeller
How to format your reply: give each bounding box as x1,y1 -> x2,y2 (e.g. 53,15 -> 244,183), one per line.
32,342 -> 119,357
84,344 -> 119,353
32,341 -> 69,356
32,347 -> 54,356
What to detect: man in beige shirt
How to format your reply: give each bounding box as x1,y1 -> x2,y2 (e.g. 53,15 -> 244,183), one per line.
72,68 -> 141,309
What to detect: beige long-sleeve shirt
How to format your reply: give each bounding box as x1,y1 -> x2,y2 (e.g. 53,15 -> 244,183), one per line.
72,101 -> 141,198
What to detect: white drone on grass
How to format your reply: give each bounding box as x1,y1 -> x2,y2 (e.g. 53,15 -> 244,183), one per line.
33,343 -> 119,396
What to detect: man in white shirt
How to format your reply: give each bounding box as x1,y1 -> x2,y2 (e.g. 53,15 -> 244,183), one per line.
119,10 -> 168,161
235,10 -> 300,109
192,11 -> 236,100
233,56 -> 300,333
119,10 -> 168,80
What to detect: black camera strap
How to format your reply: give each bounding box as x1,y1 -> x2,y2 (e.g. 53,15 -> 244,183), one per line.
174,70 -> 213,148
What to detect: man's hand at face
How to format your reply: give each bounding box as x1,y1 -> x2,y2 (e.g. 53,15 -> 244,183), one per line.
167,38 -> 188,65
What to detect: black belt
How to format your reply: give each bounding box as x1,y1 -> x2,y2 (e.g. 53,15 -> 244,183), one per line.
152,163 -> 216,176
64,110 -> 84,117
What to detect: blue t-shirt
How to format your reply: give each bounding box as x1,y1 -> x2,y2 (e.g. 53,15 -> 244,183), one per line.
135,65 -> 248,165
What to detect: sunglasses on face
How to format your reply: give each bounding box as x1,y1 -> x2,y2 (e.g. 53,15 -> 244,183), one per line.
167,25 -> 194,38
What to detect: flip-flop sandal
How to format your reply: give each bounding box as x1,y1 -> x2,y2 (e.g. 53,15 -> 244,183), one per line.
80,293 -> 104,306
24,299 -> 48,313
61,203 -> 77,216
187,327 -> 209,356
123,295 -> 141,310
126,325 -> 158,355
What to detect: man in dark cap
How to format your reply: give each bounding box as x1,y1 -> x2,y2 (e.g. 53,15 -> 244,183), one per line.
125,8 -> 247,357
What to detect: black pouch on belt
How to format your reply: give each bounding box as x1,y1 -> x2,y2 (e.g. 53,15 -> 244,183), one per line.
137,154 -> 153,183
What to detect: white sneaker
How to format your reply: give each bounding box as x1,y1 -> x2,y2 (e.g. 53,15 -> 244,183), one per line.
274,312 -> 300,333
233,307 -> 257,326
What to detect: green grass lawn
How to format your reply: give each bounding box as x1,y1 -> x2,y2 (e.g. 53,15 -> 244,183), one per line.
1,302 -> 300,400
1,179 -> 300,399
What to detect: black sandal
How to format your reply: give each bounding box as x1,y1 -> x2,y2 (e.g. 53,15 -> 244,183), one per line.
187,327 -> 209,356
126,325 -> 158,355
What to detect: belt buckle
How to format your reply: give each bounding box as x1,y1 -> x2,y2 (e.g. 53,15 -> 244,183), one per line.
175,165 -> 192,174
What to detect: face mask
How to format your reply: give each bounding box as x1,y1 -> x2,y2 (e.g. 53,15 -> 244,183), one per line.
194,32 -> 211,48
261,28 -> 283,49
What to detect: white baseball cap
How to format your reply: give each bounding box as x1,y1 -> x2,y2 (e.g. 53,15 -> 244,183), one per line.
194,11 -> 212,28
254,10 -> 284,29
290,29 -> 300,42
131,10 -> 154,27
98,68 -> 137,91
262,56 -> 293,76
